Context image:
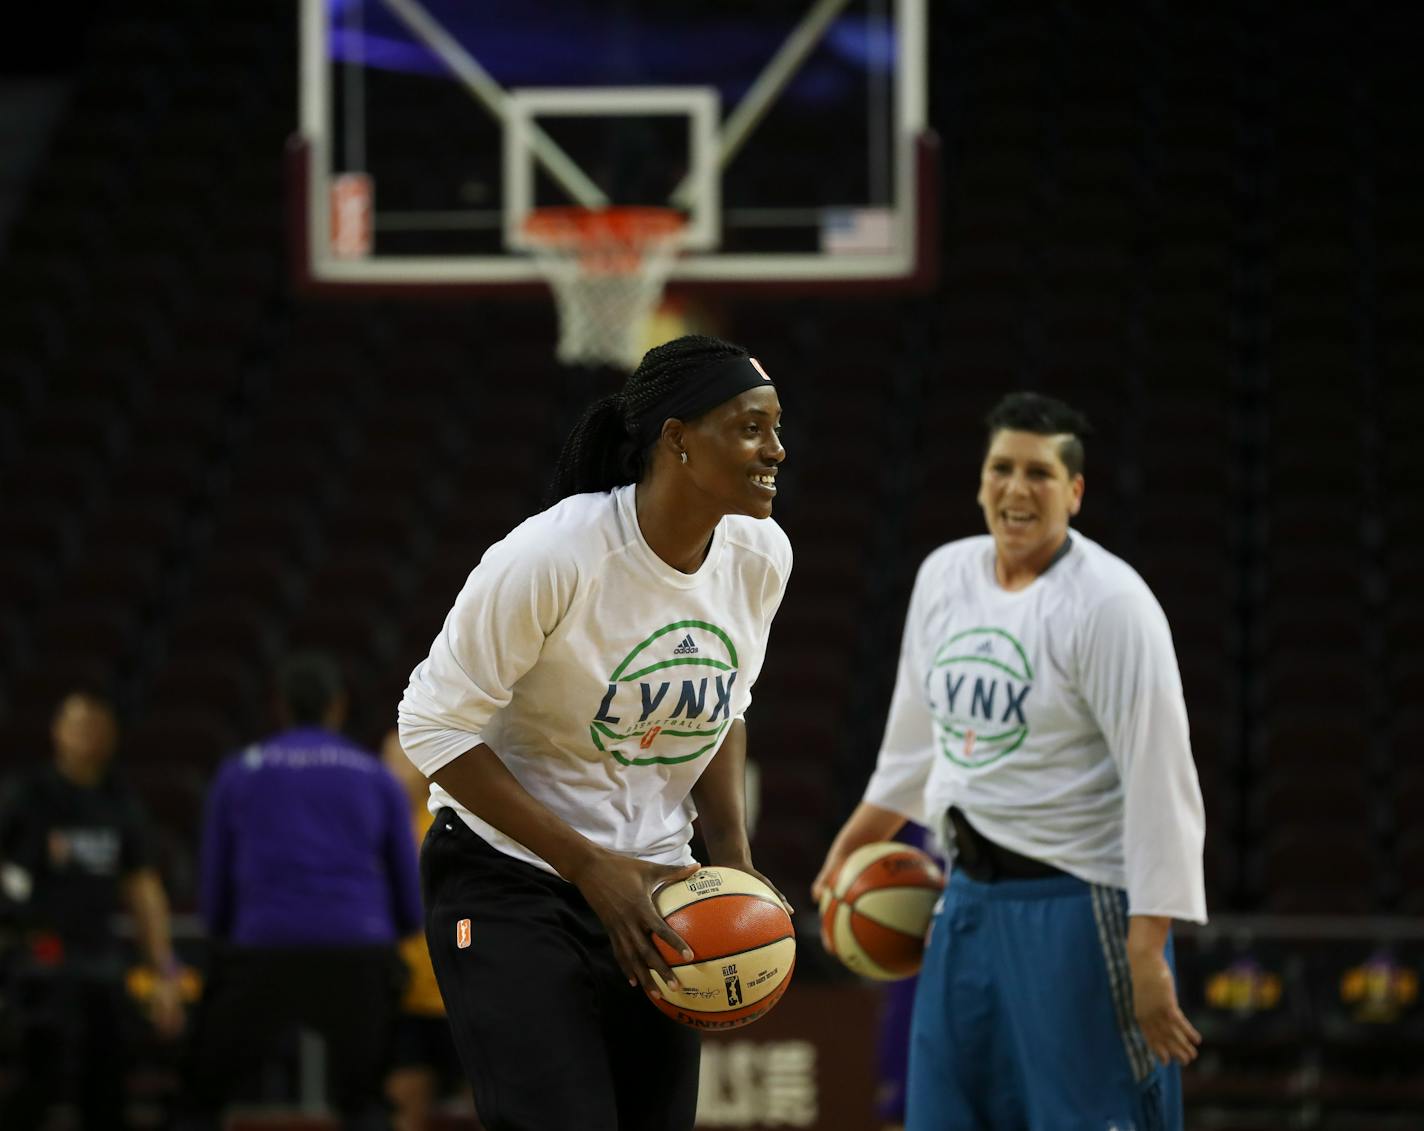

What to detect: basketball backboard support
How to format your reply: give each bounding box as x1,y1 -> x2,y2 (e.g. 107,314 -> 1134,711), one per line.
291,0 -> 935,295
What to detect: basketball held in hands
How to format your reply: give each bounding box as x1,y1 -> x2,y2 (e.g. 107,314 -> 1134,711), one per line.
647,866 -> 796,1031
819,842 -> 944,981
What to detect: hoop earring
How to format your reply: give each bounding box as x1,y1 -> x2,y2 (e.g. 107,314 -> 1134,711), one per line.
679,450 -> 688,464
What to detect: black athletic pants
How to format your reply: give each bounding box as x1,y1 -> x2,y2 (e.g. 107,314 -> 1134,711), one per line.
176,944 -> 402,1131
422,809 -> 701,1131
0,963 -> 129,1130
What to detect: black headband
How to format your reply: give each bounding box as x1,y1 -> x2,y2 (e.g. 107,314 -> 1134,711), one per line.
631,355 -> 775,449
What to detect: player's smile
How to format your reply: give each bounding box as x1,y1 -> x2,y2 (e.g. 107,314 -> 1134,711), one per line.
683,385 -> 785,519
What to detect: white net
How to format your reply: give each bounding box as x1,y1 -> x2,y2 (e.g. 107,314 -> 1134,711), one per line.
523,207 -> 685,371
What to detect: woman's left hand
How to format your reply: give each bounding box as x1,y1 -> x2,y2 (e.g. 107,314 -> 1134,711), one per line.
1127,946 -> 1201,1066
710,855 -> 793,918
149,974 -> 186,1040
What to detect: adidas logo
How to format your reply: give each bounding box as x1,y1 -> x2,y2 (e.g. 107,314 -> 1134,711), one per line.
672,634 -> 699,656
976,641 -> 993,655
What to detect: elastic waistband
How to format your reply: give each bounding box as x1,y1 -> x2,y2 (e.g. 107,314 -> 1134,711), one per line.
947,806 -> 1066,882
949,869 -> 1096,902
432,808 -> 571,890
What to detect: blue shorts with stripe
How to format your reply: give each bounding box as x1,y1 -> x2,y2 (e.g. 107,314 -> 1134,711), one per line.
906,870 -> 1181,1131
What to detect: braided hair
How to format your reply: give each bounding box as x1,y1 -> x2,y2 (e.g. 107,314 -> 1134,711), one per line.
544,335 -> 749,506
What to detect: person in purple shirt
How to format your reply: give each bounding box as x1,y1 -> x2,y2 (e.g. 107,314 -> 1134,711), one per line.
176,651 -> 422,1131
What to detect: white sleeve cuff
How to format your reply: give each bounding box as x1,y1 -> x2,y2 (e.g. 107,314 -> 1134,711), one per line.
1126,901 -> 1209,926
399,727 -> 483,777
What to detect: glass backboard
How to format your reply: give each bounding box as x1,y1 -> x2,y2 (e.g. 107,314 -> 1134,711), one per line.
293,0 -> 934,294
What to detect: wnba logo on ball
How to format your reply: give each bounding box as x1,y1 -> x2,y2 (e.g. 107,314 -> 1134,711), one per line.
928,627 -> 1033,767
723,966 -> 743,1007
588,620 -> 741,767
688,872 -> 725,895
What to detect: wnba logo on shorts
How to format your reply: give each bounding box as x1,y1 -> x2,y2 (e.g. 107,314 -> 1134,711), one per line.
456,918 -> 471,949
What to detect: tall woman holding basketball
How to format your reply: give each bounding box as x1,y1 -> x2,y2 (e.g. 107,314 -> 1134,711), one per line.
399,335 -> 790,1131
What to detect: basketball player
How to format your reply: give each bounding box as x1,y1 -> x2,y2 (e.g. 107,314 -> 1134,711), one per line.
813,392 -> 1207,1130
398,335 -> 791,1131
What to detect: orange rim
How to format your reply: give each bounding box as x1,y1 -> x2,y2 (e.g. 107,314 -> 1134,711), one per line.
523,206 -> 685,272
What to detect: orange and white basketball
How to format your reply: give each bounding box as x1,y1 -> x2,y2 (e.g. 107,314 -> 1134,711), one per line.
648,866 -> 796,1030
819,842 -> 944,981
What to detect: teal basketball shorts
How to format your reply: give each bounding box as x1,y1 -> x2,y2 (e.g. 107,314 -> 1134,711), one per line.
906,870 -> 1182,1131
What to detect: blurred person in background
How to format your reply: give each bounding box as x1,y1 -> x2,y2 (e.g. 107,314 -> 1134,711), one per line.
815,392 -> 1207,1131
379,728 -> 472,1131
872,822 -> 937,1131
176,652 -> 422,1131
0,689 -> 185,1130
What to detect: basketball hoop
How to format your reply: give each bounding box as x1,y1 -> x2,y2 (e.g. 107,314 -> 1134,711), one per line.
522,206 -> 686,371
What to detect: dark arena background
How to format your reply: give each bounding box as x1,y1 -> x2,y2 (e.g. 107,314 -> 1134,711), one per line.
1,1 -> 1422,1129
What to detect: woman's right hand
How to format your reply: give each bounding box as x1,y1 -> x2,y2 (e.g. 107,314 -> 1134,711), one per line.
811,802 -> 909,905
568,849 -> 701,997
810,847 -> 850,905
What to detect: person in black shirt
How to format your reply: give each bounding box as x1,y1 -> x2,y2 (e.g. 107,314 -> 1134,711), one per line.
0,689 -> 185,1129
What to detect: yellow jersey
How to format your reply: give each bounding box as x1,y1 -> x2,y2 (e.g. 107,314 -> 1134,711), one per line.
398,808 -> 446,1017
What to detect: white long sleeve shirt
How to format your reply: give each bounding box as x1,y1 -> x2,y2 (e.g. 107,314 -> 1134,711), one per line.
864,533 -> 1207,922
398,485 -> 792,875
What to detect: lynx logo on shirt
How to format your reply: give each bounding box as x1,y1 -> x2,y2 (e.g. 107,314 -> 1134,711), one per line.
589,620 -> 740,767
926,627 -> 1033,767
